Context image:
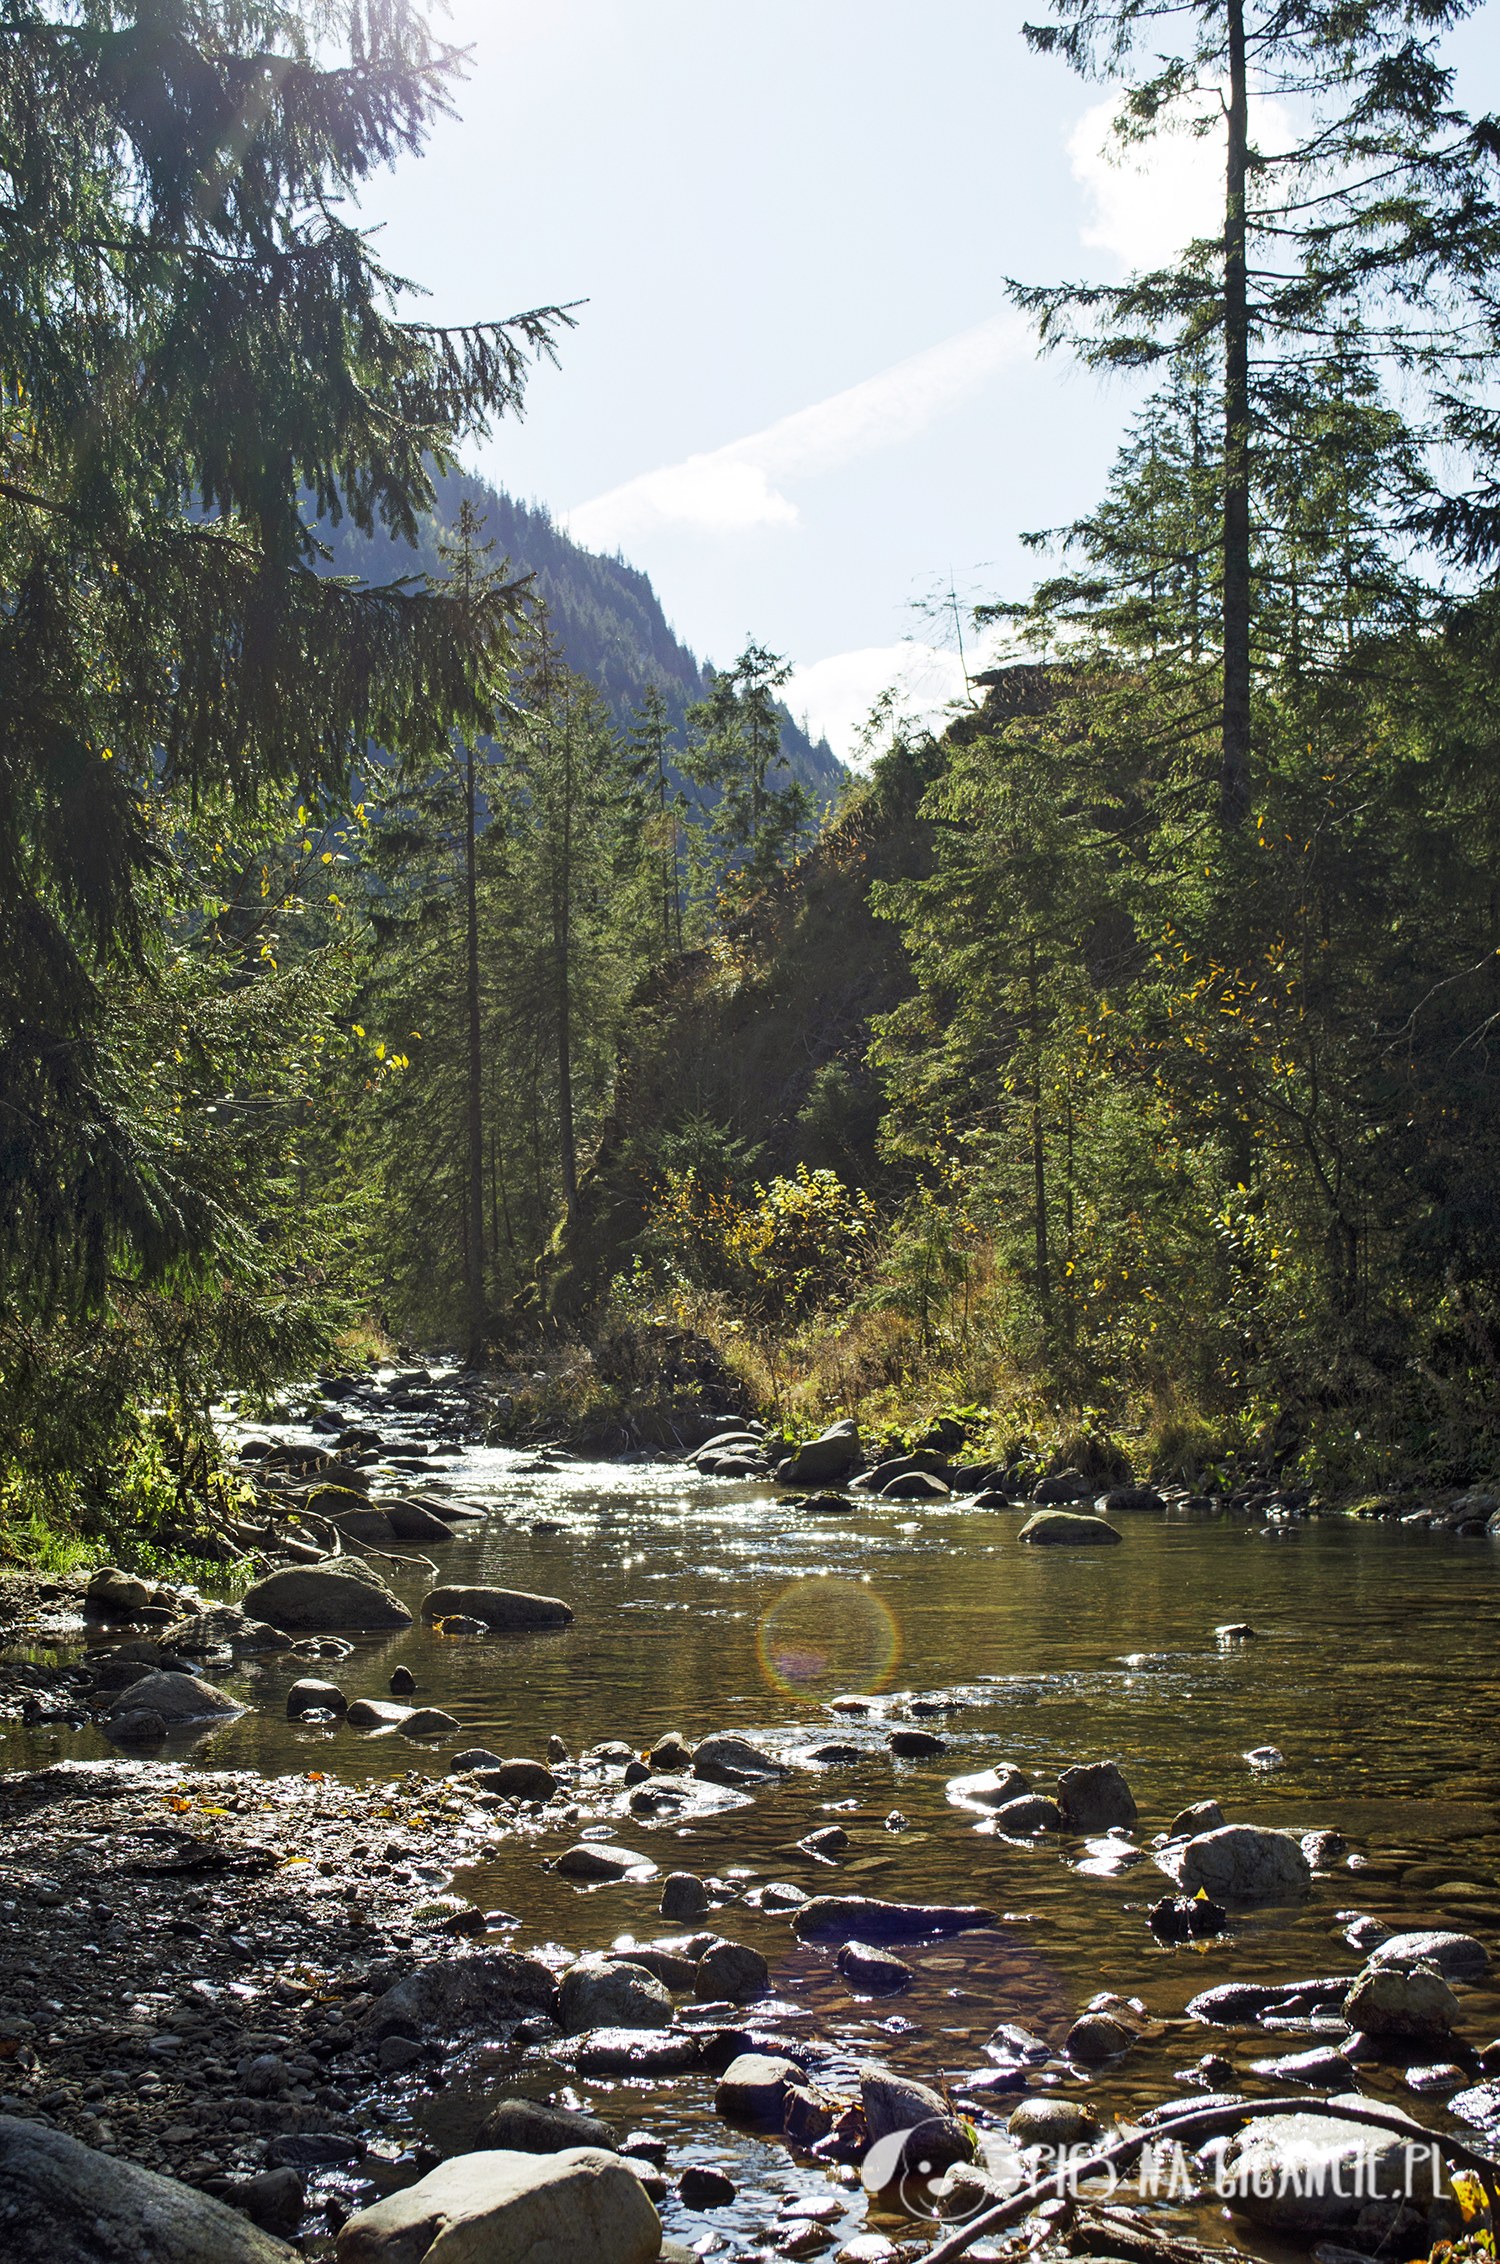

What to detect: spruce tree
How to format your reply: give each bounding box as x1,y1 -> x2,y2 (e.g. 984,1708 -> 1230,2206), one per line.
0,0 -> 570,1312
1010,0 -> 1495,824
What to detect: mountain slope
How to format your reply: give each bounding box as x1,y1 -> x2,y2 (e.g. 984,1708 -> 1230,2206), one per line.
315,466 -> 843,796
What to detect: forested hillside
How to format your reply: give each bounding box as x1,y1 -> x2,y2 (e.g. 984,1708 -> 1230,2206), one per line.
316,466 -> 842,794
5,0 -> 1500,1579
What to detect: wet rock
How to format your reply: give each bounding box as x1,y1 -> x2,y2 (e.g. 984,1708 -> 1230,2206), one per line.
1057,1760 -> 1137,1832
779,1421 -> 861,1487
109,1706 -> 169,1742
0,2121 -> 298,2262
1343,1962 -> 1459,2038
360,1950 -> 557,2035
623,1758 -> 651,1786
715,2052 -> 803,2124
834,1940 -> 912,1993
678,2165 -> 737,2209
1244,1744 -> 1285,1770
947,1763 -> 1032,1810
803,1741 -> 867,1764
319,1505 -> 398,1544
467,1758 -> 559,1800
106,1671 -> 242,1725
161,1605 -> 290,1653
798,1490 -> 854,1514
1404,2063 -> 1466,2096
691,1732 -> 787,1785
649,1732 -> 693,1772
1166,1799 -> 1225,1840
1101,1485 -> 1165,1513
243,1563 -> 413,1633
1188,1977 -> 1344,2023
450,1746 -> 503,1770
286,1678 -> 347,1720
1218,2114 -> 1418,2234
607,1946 -> 700,1989
569,2028 -> 703,2075
1448,2082 -> 1500,2128
1148,1894 -> 1227,1942
558,1958 -> 673,2034
989,1793 -> 1062,1834
1216,1622 -> 1257,1642
1370,1930 -> 1488,1981
1157,1823 -> 1312,1903
233,2167 -> 306,2236
880,1470 -> 951,1500
419,1584 -> 573,1630
399,1707 -> 461,1737
381,1501 -> 458,1544
265,2135 -> 366,2170
1018,1510 -> 1123,1545
346,1698 -> 412,1728
1066,2009 -> 1138,2062
1033,1470 -> 1094,1503
887,1727 -> 947,1757
1251,2044 -> 1356,2085
1008,2097 -> 1099,2147
1342,1914 -> 1392,1951
84,1568 -> 153,1616
555,1842 -> 652,1881
694,1941 -> 770,2002
800,1825 -> 850,1856
793,1895 -> 997,1941
333,2146 -> 659,2264
1302,1829 -> 1346,1867
859,2071 -> 974,2187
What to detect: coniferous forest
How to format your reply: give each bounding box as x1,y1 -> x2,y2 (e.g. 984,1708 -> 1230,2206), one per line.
5,0 -> 1500,1566
11,11 -> 1500,2263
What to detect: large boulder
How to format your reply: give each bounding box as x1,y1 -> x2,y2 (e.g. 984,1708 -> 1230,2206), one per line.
475,2099 -> 618,2155
1057,1760 -> 1137,1833
714,2053 -> 803,2124
1019,1510 -> 1122,1545
0,2122 -> 296,2262
105,1671 -> 241,1724
792,1895 -> 997,1941
381,1500 -> 457,1544
420,1585 -> 573,1631
558,1959 -> 672,2035
1370,1930 -> 1488,1981
1218,2110 -> 1422,2235
946,1764 -> 1033,1811
359,1951 -> 556,2036
158,1605 -> 289,1654
691,1733 -> 787,1786
779,1420 -> 861,1487
334,2147 -> 658,2264
1158,1823 -> 1312,1904
243,1563 -> 412,1633
1344,1962 -> 1459,2038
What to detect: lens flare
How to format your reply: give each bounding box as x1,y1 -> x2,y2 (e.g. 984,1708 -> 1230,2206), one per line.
757,1577 -> 899,1702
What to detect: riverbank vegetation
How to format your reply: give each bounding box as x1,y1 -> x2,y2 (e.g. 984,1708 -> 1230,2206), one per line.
5,0 -> 1500,1563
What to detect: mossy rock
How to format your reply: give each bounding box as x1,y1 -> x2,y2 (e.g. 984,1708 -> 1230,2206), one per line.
1018,1509 -> 1123,1546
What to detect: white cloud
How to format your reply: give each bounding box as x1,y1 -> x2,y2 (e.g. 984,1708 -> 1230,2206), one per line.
1069,92 -> 1226,271
787,642 -> 973,768
565,312 -> 1030,549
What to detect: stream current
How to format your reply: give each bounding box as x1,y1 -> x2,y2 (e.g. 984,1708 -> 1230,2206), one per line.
7,1395 -> 1500,2255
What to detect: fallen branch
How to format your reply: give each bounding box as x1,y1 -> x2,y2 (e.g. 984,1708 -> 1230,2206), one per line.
924,2094 -> 1499,2264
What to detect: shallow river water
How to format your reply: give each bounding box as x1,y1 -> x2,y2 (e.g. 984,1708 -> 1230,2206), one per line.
8,1426 -> 1500,2256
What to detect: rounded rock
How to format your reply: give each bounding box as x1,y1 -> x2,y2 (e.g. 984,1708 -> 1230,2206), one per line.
285,1677 -> 347,1720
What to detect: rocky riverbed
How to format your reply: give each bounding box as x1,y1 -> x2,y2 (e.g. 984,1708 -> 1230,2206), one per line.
4,1393 -> 1500,2260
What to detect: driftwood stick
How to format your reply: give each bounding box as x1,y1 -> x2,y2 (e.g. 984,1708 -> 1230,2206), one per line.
924,2093 -> 1497,2264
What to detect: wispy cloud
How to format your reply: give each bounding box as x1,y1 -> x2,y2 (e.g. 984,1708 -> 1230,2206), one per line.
1069,92 -> 1225,271
787,641 -> 974,766
564,312 -> 1030,549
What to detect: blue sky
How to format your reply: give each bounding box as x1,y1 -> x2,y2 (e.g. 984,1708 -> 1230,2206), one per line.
355,0 -> 1500,758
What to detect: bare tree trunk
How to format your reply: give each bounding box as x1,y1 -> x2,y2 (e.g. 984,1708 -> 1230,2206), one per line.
1221,0 -> 1252,828
556,705 -> 579,1224
1029,938 -> 1049,1308
464,736 -> 485,1364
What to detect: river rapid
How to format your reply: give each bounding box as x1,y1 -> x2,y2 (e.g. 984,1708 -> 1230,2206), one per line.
5,1378 -> 1500,2258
